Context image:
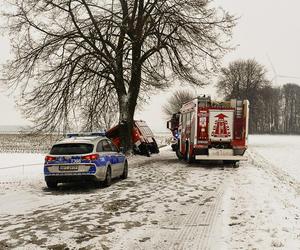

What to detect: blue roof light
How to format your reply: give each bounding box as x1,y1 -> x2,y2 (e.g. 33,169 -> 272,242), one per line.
66,131 -> 106,138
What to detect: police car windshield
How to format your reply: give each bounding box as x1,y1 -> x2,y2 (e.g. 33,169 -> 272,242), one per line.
50,143 -> 94,155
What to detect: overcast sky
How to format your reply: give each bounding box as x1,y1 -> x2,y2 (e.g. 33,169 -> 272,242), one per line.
1,0 -> 300,132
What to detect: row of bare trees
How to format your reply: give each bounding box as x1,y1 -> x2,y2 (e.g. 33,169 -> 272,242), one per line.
217,59 -> 300,134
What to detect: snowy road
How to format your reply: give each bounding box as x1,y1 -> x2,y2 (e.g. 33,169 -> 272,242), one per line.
1,137 -> 300,249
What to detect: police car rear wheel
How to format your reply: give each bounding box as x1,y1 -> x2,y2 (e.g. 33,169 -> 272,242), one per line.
46,181 -> 58,189
103,167 -> 112,187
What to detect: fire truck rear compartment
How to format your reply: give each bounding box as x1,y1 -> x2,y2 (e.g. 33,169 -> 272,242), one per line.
176,96 -> 249,162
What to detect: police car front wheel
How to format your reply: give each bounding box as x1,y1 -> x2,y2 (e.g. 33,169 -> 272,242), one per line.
121,161 -> 128,179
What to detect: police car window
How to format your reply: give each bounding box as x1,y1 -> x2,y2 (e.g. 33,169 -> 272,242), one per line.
50,143 -> 93,155
108,140 -> 118,152
102,140 -> 112,152
96,141 -> 104,152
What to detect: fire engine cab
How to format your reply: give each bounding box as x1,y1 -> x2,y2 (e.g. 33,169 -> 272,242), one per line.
171,96 -> 249,165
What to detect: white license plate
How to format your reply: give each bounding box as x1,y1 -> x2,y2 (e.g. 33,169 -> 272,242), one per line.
59,165 -> 79,171
209,149 -> 233,156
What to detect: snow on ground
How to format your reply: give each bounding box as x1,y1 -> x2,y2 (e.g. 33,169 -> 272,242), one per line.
0,147 -> 236,249
0,135 -> 300,249
220,154 -> 300,249
249,134 -> 300,183
0,153 -> 44,180
219,135 -> 300,249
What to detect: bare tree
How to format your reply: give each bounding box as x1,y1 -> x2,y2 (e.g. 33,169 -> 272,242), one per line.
217,59 -> 271,133
81,92 -> 119,131
163,90 -> 194,117
258,86 -> 281,133
281,83 -> 300,134
2,0 -> 235,151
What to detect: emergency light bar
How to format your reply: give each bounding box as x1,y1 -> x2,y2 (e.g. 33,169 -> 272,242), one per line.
66,131 -> 106,138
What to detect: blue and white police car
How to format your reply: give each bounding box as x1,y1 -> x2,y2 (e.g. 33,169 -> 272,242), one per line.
44,133 -> 128,189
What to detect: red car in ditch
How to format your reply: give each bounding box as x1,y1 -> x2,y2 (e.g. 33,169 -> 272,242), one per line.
106,120 -> 159,156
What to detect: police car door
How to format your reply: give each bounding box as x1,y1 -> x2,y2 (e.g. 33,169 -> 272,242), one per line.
102,139 -> 119,178
108,140 -> 124,175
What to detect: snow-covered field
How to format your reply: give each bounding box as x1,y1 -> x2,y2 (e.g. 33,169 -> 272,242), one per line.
0,135 -> 300,249
0,134 -> 61,153
250,134 -> 300,183
221,135 -> 300,249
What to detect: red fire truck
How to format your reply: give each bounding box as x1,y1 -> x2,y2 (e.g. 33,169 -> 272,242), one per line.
168,96 -> 249,165
106,120 -> 159,156
167,112 -> 180,151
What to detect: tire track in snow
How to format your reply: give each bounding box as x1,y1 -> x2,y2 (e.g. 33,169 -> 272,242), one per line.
0,148 -> 233,249
171,179 -> 227,250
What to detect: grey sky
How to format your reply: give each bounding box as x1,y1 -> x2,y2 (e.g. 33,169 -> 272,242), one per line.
1,0 -> 300,131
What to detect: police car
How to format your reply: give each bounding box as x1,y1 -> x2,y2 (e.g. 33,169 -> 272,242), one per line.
44,132 -> 128,189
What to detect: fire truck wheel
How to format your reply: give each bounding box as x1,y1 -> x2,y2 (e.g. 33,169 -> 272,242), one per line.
224,160 -> 239,168
176,148 -> 183,160
175,140 -> 183,160
145,146 -> 151,157
150,138 -> 160,154
140,144 -> 151,157
186,143 -> 195,163
233,161 -> 240,168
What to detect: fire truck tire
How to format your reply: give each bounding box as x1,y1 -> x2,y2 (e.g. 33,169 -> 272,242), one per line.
175,140 -> 183,160
186,142 -> 195,163
139,144 -> 151,157
233,161 -> 240,168
224,160 -> 239,168
133,146 -> 139,154
150,138 -> 160,154
145,146 -> 151,157
176,148 -> 183,160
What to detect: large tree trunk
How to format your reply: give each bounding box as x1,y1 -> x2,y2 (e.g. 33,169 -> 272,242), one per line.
118,42 -> 142,154
118,97 -> 134,154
